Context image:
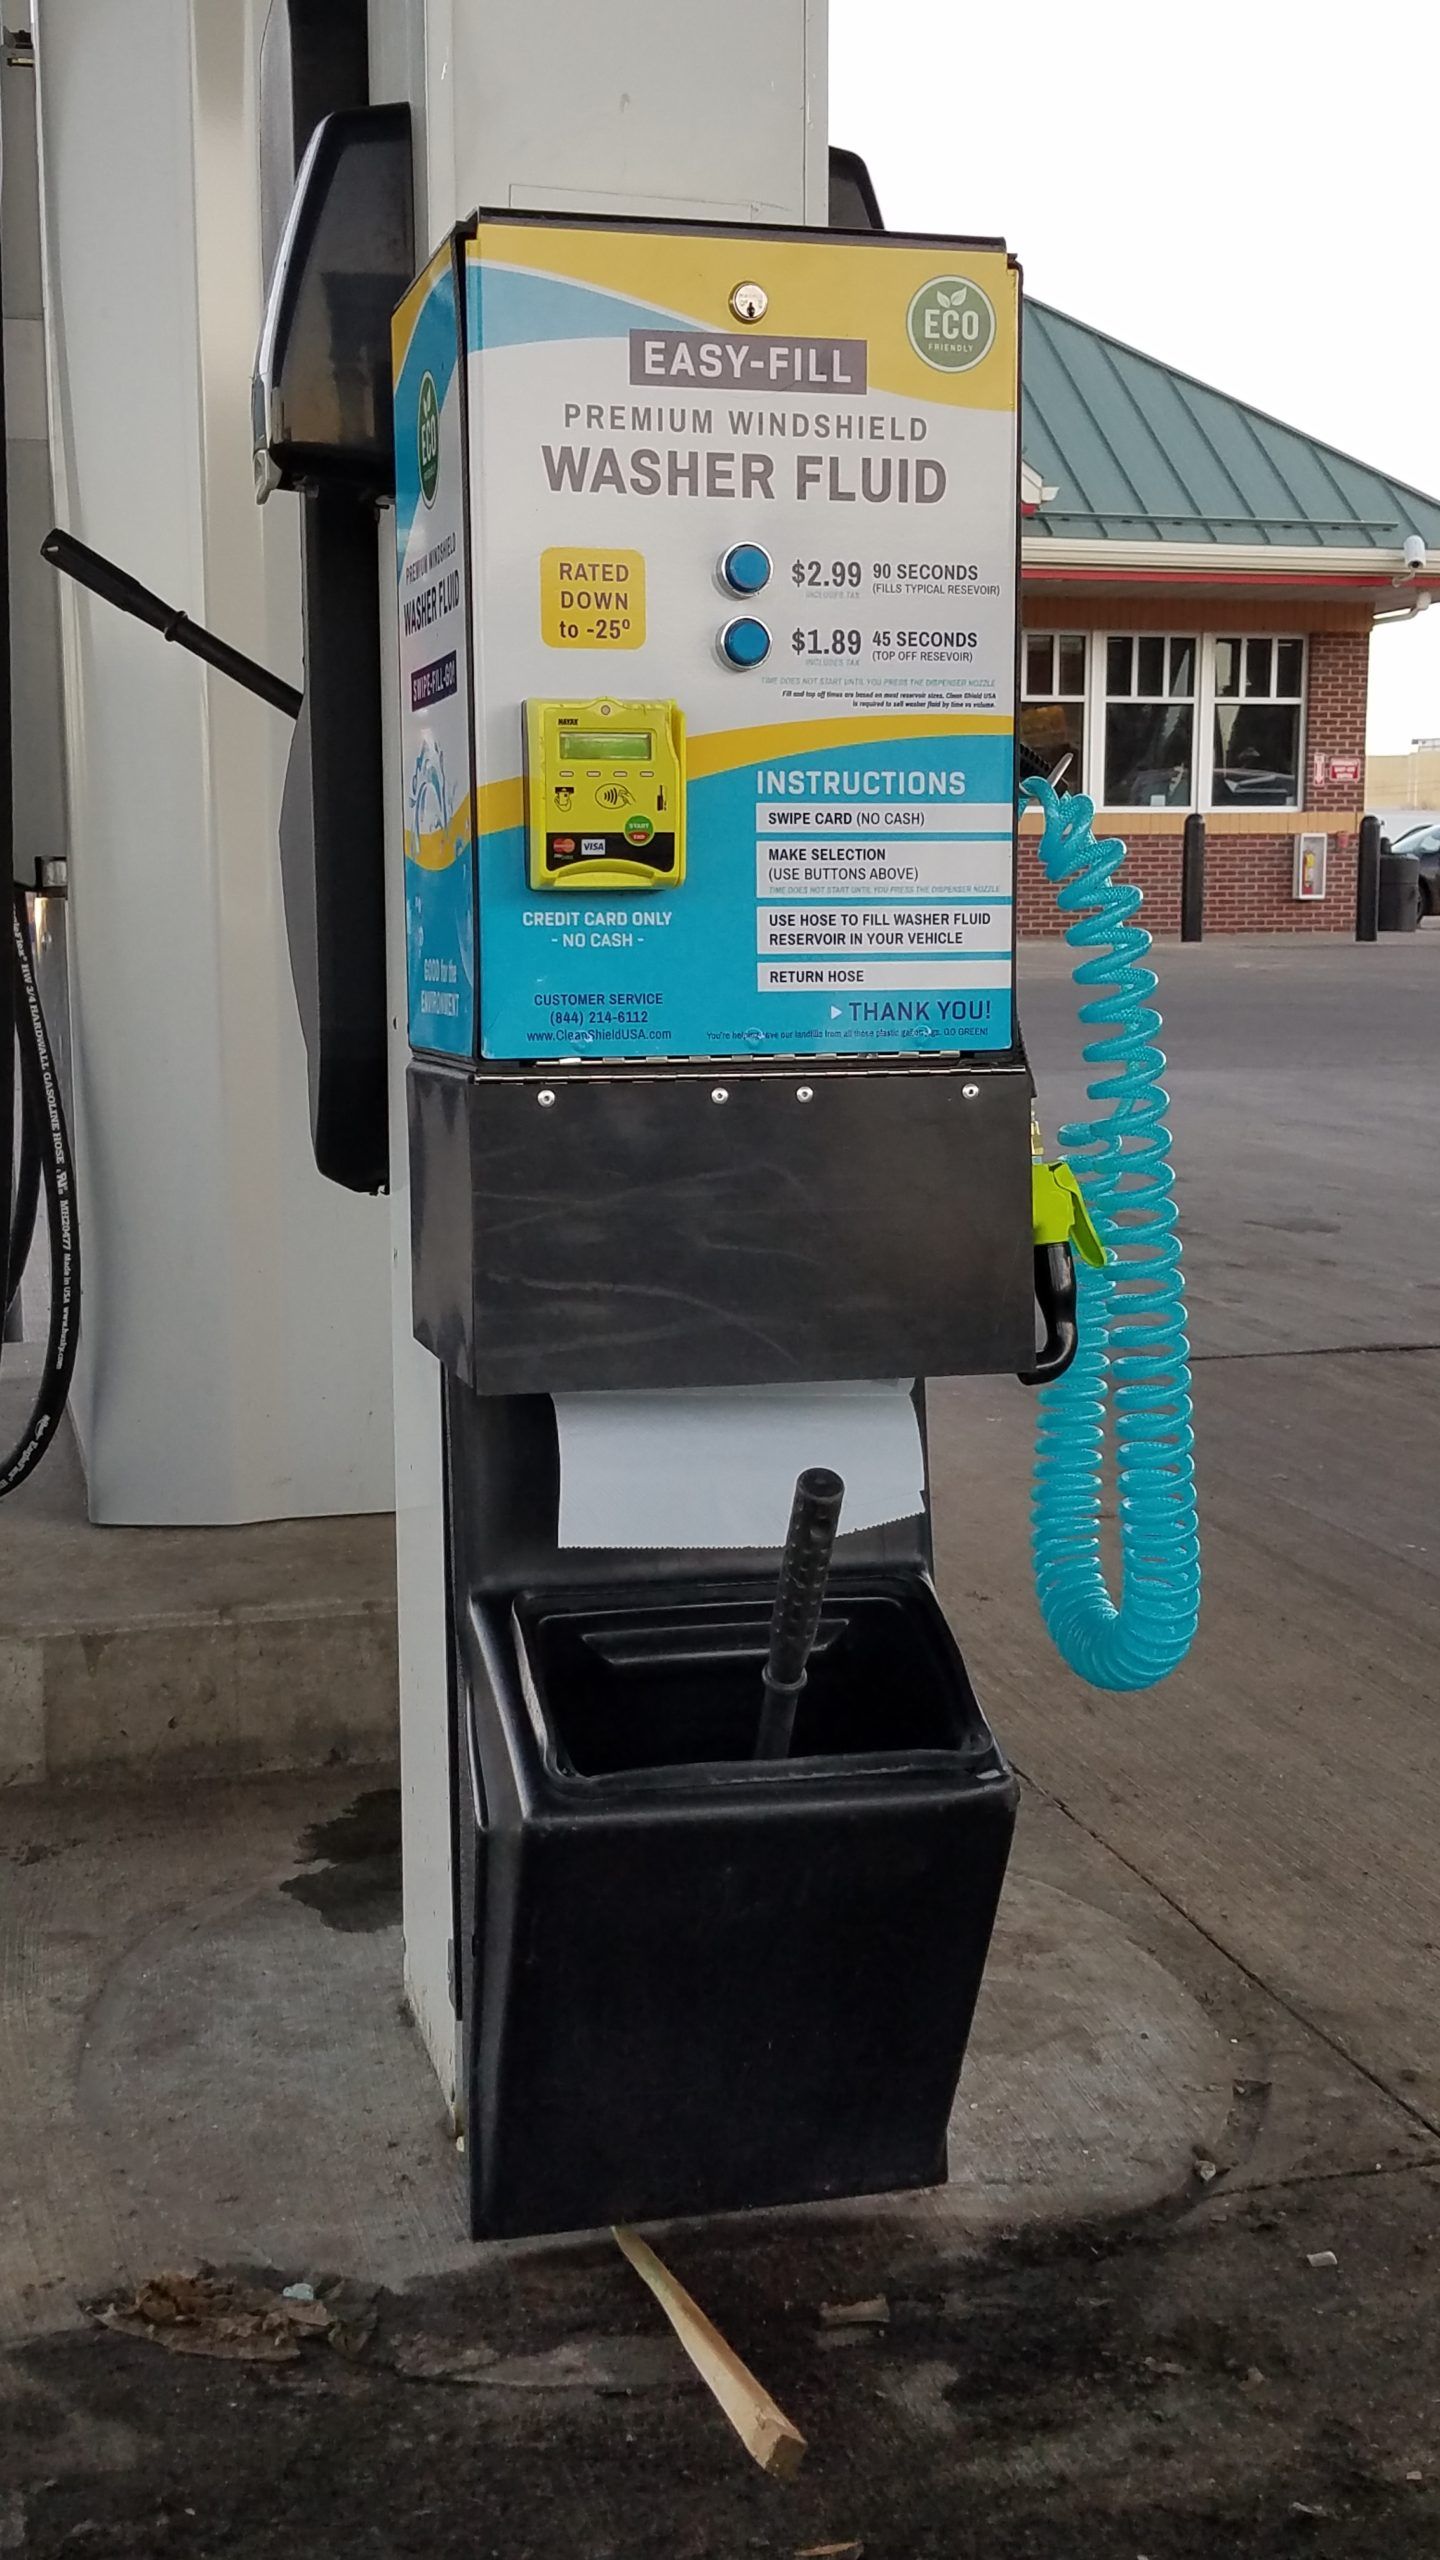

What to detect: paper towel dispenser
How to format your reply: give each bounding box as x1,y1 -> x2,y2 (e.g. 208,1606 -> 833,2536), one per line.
253,102 -> 414,502
254,94 -> 414,1193
259,0 -> 370,296
828,145 -> 884,231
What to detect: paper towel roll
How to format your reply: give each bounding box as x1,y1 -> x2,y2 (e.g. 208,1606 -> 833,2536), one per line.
552,1380 -> 924,1549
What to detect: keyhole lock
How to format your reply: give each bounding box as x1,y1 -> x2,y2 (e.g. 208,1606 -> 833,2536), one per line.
729,280 -> 768,324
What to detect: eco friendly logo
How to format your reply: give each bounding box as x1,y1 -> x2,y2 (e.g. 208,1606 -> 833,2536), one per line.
906,276 -> 996,374
418,372 -> 440,505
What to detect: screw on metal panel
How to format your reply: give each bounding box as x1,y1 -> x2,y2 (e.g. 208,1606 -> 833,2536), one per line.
537,1089 -> 556,1107
962,1083 -> 980,1098
729,281 -> 768,323
711,1086 -> 729,1103
796,1086 -> 814,1101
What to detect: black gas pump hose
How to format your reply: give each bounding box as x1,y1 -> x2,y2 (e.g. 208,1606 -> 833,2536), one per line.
1,885 -> 80,1496
6,1055 -> 40,1316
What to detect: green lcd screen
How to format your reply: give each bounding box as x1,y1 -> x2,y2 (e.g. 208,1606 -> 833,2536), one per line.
562,731 -> 651,760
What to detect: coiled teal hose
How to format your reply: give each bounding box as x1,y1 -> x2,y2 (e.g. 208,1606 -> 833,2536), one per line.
1024,778 -> 1200,1689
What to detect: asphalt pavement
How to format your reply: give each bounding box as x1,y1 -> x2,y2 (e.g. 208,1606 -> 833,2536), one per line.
933,926 -> 1440,2122
1016,925 -> 1440,1357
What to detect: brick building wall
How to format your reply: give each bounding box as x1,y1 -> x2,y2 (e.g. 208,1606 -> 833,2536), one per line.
1017,606 -> 1370,936
1304,627 -> 1368,813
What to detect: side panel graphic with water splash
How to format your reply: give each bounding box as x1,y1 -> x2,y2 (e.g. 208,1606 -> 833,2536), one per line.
393,246 -> 476,1056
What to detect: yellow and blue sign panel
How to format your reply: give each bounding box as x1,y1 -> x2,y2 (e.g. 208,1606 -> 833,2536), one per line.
392,217 -> 1019,1064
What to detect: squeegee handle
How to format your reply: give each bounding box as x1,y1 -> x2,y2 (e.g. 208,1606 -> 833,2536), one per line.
41,527 -> 302,720
755,1466 -> 845,1760
766,1465 -> 846,1691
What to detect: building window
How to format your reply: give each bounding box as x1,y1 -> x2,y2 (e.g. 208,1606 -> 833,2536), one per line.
1019,625 -> 1310,813
1103,634 -> 1196,808
1020,632 -> 1087,791
1211,636 -> 1305,807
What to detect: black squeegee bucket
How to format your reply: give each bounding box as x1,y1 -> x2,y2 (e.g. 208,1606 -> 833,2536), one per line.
461,1559 -> 1019,2239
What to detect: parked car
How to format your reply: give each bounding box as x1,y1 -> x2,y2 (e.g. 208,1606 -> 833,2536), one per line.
1212,766 -> 1301,805
1382,819 -> 1440,916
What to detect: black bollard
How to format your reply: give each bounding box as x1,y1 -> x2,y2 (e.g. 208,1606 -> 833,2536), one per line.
1181,812 -> 1206,942
1355,813 -> 1381,943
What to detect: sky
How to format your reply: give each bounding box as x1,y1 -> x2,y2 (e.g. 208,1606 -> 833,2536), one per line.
831,0 -> 1440,753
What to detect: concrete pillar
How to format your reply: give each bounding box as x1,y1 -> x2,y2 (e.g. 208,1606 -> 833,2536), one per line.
368,0 -> 828,2104
33,0 -> 393,1524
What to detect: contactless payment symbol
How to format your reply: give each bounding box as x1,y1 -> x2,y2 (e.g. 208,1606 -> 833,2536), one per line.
906,276 -> 996,374
418,372 -> 440,505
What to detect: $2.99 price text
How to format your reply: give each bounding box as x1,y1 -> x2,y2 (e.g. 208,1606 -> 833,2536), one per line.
789,559 -> 981,588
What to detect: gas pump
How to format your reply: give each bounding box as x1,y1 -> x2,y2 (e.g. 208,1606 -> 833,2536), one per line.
2,887 -> 77,1499
40,120 -> 1200,2233
0,25 -> 72,1494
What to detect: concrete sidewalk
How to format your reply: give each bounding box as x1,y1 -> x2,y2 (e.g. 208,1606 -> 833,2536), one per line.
0,1348 -> 397,1786
0,1772 -> 1239,2350
5,1751 -> 1434,2559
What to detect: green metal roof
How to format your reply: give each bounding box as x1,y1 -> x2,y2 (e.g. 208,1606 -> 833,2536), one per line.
1023,300 -> 1440,550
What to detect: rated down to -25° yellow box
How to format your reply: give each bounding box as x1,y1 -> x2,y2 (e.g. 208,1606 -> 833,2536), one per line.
540,547 -> 646,649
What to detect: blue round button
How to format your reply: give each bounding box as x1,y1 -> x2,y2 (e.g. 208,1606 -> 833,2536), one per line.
719,616 -> 772,668
720,542 -> 772,596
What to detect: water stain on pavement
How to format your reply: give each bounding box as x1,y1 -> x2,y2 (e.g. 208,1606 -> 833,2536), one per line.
279,1789 -> 401,1934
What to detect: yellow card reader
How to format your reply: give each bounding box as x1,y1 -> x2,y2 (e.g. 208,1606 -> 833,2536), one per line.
525,697 -> 685,891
